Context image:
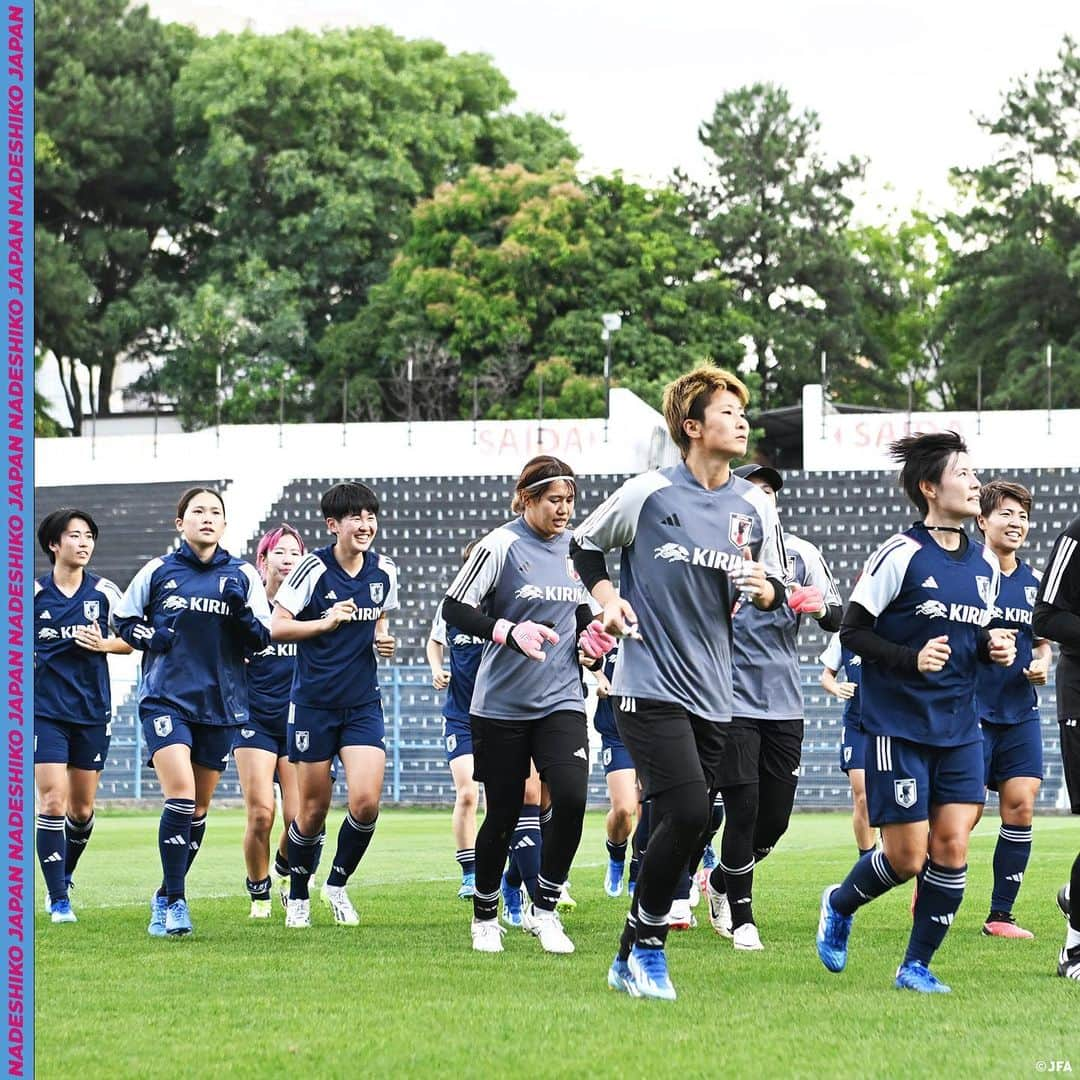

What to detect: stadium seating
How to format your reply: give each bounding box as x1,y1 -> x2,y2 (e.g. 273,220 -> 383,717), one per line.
47,467 -> 1080,809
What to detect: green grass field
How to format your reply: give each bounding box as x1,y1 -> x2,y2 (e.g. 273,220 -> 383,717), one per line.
36,809 -> 1078,1078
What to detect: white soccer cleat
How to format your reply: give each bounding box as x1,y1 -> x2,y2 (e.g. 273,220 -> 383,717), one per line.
522,904 -> 575,953
285,897 -> 311,929
557,883 -> 577,911
471,917 -> 506,953
249,899 -> 273,919
688,878 -> 701,908
668,898 -> 696,930
275,873 -> 291,911
706,880 -> 733,938
733,922 -> 764,951
321,883 -> 360,926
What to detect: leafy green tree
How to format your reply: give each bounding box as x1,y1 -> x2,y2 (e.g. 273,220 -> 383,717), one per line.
344,163 -> 747,419
685,83 -> 870,410
34,0 -> 195,432
162,27 -> 575,426
936,36 -> 1080,409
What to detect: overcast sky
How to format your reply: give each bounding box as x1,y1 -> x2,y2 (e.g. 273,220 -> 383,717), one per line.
148,0 -> 1076,221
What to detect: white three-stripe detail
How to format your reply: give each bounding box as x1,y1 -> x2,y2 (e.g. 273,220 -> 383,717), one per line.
1043,536 -> 1077,605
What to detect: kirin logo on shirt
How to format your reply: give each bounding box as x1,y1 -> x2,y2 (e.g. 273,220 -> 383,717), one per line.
914,599 -> 948,619
162,595 -> 188,612
83,600 -> 100,622
515,585 -> 545,600
38,627 -> 60,641
975,576 -> 993,605
1025,586 -> 1037,606
370,582 -> 384,604
729,513 -> 754,547
654,543 -> 690,563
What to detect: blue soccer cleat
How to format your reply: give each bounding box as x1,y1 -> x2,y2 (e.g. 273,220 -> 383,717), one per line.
607,956 -> 635,994
147,893 -> 168,938
702,843 -> 718,873
628,946 -> 677,1001
895,960 -> 951,993
605,860 -> 625,898
816,885 -> 853,973
50,898 -> 77,924
500,873 -> 523,929
458,872 -> 476,900
165,898 -> 193,937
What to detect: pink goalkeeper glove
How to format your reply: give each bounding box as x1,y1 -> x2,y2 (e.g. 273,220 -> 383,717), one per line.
787,585 -> 825,616
493,618 -> 560,661
578,620 -> 617,660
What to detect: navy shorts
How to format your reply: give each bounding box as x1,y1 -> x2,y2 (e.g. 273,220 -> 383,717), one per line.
600,730 -> 634,775
140,709 -> 235,771
288,701 -> 386,763
442,716 -> 473,763
865,734 -> 985,826
233,715 -> 288,759
840,724 -> 868,774
981,718 -> 1043,791
34,717 -> 111,772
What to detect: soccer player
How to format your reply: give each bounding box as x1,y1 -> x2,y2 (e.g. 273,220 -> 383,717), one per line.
1031,510 -> 1080,981
572,363 -> 786,1000
270,481 -> 398,929
819,632 -> 874,855
704,463 -> 842,949
116,488 -> 272,937
592,643 -> 638,899
427,546 -> 484,900
975,480 -> 1050,939
33,509 -> 131,923
235,524 -> 306,919
442,455 -> 614,955
815,432 -> 1016,993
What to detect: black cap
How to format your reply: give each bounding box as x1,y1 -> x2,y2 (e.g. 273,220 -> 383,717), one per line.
733,463 -> 783,492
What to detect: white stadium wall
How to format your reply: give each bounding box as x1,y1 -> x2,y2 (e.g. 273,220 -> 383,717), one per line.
802,384 -> 1080,471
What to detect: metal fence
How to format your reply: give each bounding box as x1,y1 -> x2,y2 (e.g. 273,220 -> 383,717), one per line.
100,666 -> 1068,811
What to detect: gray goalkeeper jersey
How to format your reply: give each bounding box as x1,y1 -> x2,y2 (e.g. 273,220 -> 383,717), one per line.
573,462 -> 785,723
731,532 -> 841,720
445,517 -> 590,721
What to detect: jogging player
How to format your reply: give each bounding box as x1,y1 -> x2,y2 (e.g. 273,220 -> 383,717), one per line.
34,509 -> 131,923
442,455 -> 615,955
116,488 -> 272,937
819,633 -> 874,855
975,480 -> 1050,939
816,432 -> 1016,993
1032,510 -> 1080,981
235,524 -> 307,918
571,363 -> 786,1001
704,462 -> 842,949
271,482 -> 398,929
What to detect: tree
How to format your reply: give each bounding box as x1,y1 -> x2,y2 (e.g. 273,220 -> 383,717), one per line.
343,163 -> 747,419
163,27 -> 576,425
34,0 -> 195,432
936,36 -> 1080,409
685,84 -> 870,411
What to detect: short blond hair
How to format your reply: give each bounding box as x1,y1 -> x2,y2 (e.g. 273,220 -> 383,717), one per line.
662,364 -> 750,457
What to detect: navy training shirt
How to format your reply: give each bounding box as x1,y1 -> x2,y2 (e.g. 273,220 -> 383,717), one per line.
247,640 -> 297,733
819,632 -> 863,731
34,570 -> 122,726
430,601 -> 484,723
115,542 -> 272,727
849,525 -> 1000,747
274,545 -> 399,709
976,560 -> 1042,725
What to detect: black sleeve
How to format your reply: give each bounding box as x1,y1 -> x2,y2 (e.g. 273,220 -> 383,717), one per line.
760,576 -> 785,612
575,604 -> 594,636
442,597 -> 499,643
817,603 -> 843,633
839,601 -> 919,674
569,538 -> 610,592
1033,601 -> 1080,651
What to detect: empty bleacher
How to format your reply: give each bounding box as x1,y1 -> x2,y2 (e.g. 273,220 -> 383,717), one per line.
38,467 -> 1080,809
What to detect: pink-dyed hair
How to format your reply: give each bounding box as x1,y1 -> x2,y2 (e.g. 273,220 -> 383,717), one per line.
255,523 -> 306,582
